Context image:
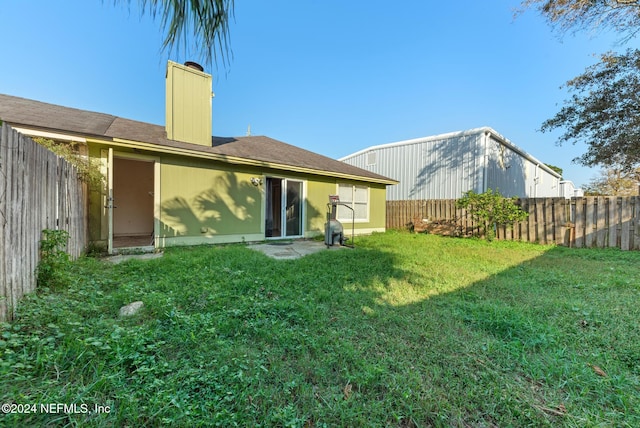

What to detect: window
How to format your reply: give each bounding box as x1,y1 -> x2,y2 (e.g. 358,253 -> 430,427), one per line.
337,184 -> 369,222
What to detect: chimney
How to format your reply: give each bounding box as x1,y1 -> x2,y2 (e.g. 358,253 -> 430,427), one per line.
165,60 -> 212,146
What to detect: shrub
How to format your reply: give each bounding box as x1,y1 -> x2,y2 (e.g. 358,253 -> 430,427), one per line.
36,229 -> 71,289
456,189 -> 528,241
34,138 -> 104,191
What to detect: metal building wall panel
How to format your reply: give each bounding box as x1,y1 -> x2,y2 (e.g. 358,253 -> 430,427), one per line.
485,136 -> 530,197
537,170 -> 560,197
340,127 -> 564,200
348,132 -> 486,201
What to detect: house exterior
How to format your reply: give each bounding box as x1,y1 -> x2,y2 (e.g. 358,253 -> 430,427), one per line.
0,61 -> 396,253
340,127 -> 568,201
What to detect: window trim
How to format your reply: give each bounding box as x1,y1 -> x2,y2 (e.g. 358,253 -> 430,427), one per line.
336,183 -> 370,223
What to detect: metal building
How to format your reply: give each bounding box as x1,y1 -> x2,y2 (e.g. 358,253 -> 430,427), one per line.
340,127 -> 565,201
559,180 -> 584,199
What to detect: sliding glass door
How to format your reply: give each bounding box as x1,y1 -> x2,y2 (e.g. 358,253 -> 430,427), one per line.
265,177 -> 303,238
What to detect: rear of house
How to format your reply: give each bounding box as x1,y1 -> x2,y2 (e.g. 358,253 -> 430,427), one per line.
340,127 -> 565,200
0,61 -> 395,254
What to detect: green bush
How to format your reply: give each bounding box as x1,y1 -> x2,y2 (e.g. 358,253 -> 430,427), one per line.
36,229 -> 71,289
456,189 -> 528,241
34,138 -> 104,191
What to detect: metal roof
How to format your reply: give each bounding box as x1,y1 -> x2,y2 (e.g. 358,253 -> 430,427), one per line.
340,126 -> 561,179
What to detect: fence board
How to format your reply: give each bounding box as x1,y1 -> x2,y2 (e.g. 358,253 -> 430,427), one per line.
387,196 -> 640,251
621,198 -> 632,251
525,199 -> 534,243
555,199 -> 567,246
5,126 -> 17,315
515,199 -> 527,242
549,199 -> 558,245
533,199 -> 543,243
0,125 -> 8,321
584,198 -> 596,248
543,199 -> 553,244
595,197 -> 606,248
0,125 -> 88,321
574,199 -> 584,248
609,197 -> 618,248
631,196 -> 640,250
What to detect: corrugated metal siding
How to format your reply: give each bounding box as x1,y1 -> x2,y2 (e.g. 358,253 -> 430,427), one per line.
559,181 -> 572,199
343,133 -> 485,200
341,128 -> 562,200
485,136 -> 528,197
535,167 -> 561,197
483,136 -> 561,198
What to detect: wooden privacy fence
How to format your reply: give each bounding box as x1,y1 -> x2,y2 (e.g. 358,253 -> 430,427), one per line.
387,197 -> 640,250
0,124 -> 88,321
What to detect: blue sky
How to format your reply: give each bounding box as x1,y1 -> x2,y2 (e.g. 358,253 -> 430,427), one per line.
0,0 -> 629,187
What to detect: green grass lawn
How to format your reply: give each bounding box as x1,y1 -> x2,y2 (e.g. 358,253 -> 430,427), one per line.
1,231 -> 639,427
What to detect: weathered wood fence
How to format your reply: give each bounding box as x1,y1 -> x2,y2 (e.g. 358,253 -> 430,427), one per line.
0,124 -> 88,321
387,197 -> 640,250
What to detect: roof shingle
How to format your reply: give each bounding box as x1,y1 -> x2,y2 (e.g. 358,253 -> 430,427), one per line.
0,93 -> 395,184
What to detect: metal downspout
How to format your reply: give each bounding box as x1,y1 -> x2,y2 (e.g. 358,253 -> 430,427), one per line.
482,131 -> 489,192
534,163 -> 539,198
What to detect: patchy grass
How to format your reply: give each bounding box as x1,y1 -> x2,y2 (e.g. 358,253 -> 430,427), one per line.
1,231 -> 639,427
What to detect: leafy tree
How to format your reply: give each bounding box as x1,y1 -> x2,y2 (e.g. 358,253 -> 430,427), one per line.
37,229 -> 71,289
35,138 -> 104,191
115,0 -> 235,65
546,164 -> 563,177
521,0 -> 640,172
521,0 -> 640,41
540,49 -> 640,170
583,166 -> 640,195
456,189 -> 529,241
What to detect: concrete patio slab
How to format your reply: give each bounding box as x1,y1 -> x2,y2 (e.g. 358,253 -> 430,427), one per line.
103,252 -> 164,264
249,240 -> 347,260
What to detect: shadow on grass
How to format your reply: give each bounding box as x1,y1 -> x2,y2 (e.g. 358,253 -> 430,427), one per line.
2,235 -> 639,427
243,239 -> 640,427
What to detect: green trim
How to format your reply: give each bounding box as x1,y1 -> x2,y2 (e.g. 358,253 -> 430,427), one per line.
157,233 -> 265,247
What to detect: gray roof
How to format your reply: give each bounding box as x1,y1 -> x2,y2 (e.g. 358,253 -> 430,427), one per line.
0,93 -> 396,184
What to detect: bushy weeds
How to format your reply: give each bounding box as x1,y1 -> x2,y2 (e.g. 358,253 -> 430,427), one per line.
36,229 -> 71,289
